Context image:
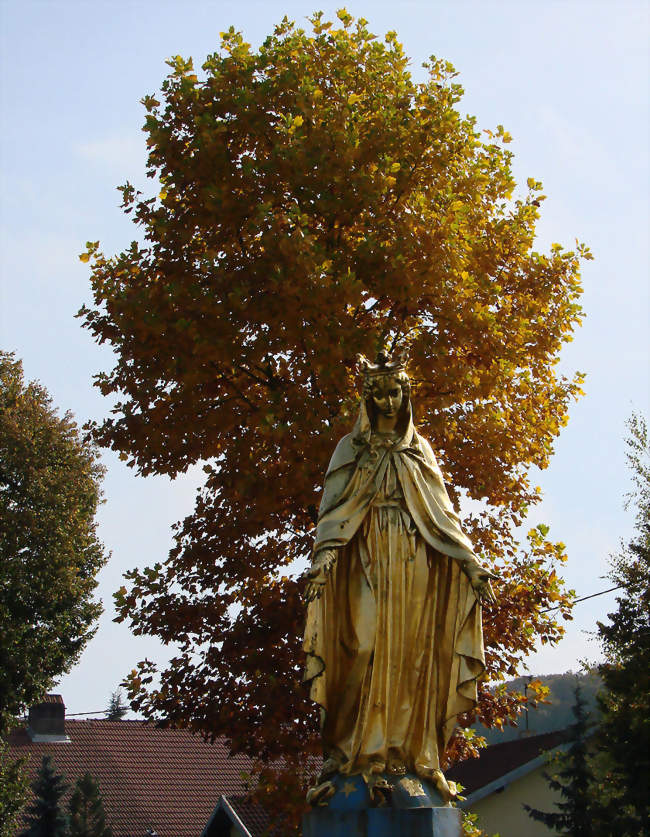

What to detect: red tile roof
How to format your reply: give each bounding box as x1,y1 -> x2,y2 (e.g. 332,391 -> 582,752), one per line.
448,729 -> 569,793
8,706 -> 570,836
228,796 -> 274,837
8,719 -> 256,837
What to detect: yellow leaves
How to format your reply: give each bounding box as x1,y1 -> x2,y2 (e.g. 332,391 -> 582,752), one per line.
140,95 -> 160,111
166,54 -> 195,76
79,240 -> 100,263
336,8 -> 353,26
494,124 -> 513,144
79,11 -> 590,776
526,679 -> 549,700
285,113 -> 305,135
576,240 -> 594,261
309,13 -> 339,41
465,370 -> 482,387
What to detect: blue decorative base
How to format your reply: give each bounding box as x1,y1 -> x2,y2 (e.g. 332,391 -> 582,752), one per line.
302,772 -> 462,836
302,807 -> 462,837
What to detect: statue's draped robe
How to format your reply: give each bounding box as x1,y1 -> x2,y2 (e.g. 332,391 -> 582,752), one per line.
303,409 -> 485,779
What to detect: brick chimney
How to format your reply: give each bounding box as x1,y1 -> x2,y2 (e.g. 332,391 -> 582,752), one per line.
27,694 -> 70,743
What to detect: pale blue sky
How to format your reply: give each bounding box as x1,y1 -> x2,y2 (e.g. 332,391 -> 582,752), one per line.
1,0 -> 648,716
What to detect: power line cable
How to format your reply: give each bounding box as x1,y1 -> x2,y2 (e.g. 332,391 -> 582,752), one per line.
58,585 -> 631,717
541,584 -> 624,613
65,710 -> 115,716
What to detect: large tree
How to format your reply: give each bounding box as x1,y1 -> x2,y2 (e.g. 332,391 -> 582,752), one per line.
79,8 -> 585,811
593,415 -> 650,835
0,353 -> 107,731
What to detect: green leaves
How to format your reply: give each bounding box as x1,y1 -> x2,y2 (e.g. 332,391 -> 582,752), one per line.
0,742 -> 29,837
0,353 -> 107,732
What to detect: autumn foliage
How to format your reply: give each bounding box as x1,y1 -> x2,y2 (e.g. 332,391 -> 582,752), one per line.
78,10 -> 588,821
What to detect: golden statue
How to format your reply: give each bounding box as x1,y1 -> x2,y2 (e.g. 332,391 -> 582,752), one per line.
303,351 -> 496,807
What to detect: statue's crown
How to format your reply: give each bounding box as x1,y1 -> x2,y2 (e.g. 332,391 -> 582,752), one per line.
358,350 -> 408,379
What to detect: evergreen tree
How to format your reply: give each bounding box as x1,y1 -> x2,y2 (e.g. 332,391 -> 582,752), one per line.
523,685 -> 595,836
68,773 -> 112,837
594,414 -> 650,835
105,690 -> 128,721
19,755 -> 69,837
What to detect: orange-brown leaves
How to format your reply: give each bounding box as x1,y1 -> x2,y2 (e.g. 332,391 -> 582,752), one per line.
80,12 -> 588,829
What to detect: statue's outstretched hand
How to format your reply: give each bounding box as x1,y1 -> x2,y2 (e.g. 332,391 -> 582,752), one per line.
305,548 -> 338,603
465,562 -> 499,606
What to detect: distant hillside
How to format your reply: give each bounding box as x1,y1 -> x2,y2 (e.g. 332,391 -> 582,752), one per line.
477,670 -> 602,745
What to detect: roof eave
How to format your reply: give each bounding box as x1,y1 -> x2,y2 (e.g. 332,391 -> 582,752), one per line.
201,794 -> 253,837
459,743 -> 570,808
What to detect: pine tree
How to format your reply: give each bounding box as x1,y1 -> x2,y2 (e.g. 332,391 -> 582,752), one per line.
523,685 -> 595,836
105,690 -> 128,721
19,755 -> 69,837
594,414 -> 650,835
68,773 -> 112,837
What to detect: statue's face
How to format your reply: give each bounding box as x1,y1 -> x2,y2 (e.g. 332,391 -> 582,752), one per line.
371,376 -> 403,419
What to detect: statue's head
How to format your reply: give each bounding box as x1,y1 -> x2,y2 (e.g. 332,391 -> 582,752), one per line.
358,350 -> 411,431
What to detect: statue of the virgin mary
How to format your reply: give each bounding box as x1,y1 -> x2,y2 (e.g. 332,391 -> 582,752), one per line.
303,351 -> 496,805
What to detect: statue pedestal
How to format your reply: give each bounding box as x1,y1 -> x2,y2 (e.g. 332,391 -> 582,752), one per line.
302,773 -> 462,837
303,807 -> 462,836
